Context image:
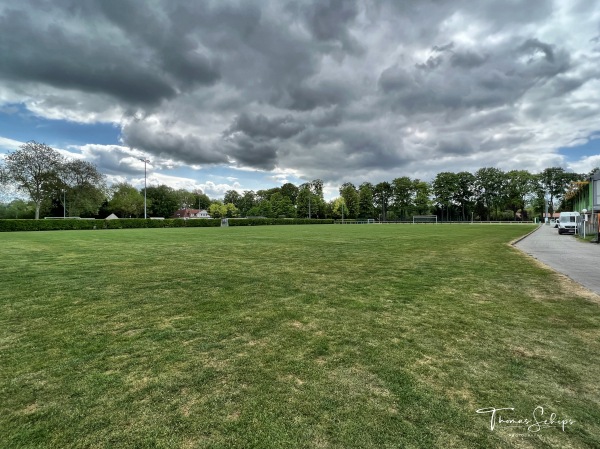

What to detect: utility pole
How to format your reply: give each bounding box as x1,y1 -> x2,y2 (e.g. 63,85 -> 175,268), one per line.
139,158 -> 150,219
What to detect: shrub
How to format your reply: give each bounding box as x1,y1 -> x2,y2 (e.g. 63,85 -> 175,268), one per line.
0,218 -> 333,232
0,219 -> 97,232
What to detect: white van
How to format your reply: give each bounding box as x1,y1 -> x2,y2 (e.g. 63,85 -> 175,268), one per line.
557,212 -> 580,235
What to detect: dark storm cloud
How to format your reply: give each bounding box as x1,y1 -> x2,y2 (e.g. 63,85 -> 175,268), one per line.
379,36 -> 572,115
450,51 -> 488,69
226,113 -> 305,139
287,79 -> 356,111
519,38 -> 556,63
121,119 -> 228,165
0,8 -> 177,105
80,145 -> 147,176
225,136 -> 278,170
300,0 -> 363,54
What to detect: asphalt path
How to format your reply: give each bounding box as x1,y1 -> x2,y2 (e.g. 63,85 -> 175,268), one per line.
514,224 -> 600,294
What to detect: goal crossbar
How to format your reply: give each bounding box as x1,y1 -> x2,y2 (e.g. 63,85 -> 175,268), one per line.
412,215 -> 438,224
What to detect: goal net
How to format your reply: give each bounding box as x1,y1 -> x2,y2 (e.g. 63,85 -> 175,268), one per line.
412,215 -> 438,224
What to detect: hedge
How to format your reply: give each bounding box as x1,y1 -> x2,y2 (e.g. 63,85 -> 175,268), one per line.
228,218 -> 333,226
0,218 -> 334,232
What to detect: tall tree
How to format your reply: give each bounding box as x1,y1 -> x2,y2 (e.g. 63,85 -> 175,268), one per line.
270,192 -> 296,217
190,189 -> 211,210
238,190 -> 257,217
391,177 -> 413,220
108,183 -> 144,218
60,159 -> 106,217
145,185 -> 179,217
330,197 -> 347,219
3,141 -> 63,219
223,190 -> 242,209
339,182 -> 359,219
412,180 -> 432,215
454,171 -> 476,221
505,170 -> 535,220
280,182 -> 299,205
539,167 -> 576,216
358,182 -> 375,218
475,167 -> 506,220
297,180 -> 325,218
174,189 -> 197,209
296,183 -> 313,218
373,181 -> 393,221
432,172 -> 459,221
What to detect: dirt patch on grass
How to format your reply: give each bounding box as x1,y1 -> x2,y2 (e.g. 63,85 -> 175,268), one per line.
20,402 -> 39,415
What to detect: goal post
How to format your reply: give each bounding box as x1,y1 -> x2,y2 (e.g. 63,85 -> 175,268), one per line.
412,215 -> 438,224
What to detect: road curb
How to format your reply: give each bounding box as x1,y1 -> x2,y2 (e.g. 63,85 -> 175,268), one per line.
509,224 -> 542,246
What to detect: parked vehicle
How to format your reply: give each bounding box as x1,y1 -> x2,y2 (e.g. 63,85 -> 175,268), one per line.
557,212 -> 579,235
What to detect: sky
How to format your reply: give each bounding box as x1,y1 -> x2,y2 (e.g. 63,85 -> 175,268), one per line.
1,0 -> 600,200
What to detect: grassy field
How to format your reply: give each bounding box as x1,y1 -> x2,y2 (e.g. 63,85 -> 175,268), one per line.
1,224 -> 599,448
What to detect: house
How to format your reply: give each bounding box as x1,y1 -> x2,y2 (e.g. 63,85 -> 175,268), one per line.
172,208 -> 211,219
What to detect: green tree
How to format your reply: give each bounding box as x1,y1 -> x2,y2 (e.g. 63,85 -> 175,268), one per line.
505,170 -> 535,220
330,197 -> 347,220
454,171 -> 475,221
391,177 -> 413,220
432,172 -> 459,221
237,191 -> 256,216
270,192 -> 296,217
339,182 -> 359,219
59,159 -> 106,217
475,168 -> 506,220
0,199 -> 36,219
297,180 -> 325,218
358,182 -> 375,218
280,182 -> 299,205
373,182 -> 393,221
108,183 -> 144,218
412,180 -> 432,215
224,203 -> 239,218
223,190 -> 242,209
174,189 -> 197,209
3,141 -> 63,219
208,202 -> 227,218
539,167 -> 576,216
145,185 -> 179,217
191,190 -> 211,210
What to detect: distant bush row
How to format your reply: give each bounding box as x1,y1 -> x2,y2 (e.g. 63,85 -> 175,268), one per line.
0,218 -> 334,232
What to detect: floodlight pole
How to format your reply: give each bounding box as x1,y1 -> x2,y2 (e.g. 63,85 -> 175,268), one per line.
341,202 -> 344,224
62,189 -> 66,218
309,195 -> 311,219
140,158 -> 149,219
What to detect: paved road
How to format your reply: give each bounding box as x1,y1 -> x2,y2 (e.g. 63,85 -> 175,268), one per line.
514,224 -> 600,294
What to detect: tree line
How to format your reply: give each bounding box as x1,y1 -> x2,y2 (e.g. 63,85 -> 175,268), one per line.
1,141 -> 596,220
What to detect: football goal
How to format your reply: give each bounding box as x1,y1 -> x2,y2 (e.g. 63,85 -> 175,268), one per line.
412,215 -> 438,224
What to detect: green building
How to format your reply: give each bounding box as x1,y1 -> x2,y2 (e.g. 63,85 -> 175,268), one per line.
566,171 -> 600,214
565,171 -> 600,237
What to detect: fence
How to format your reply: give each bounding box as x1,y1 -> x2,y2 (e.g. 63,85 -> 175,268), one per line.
577,213 -> 600,238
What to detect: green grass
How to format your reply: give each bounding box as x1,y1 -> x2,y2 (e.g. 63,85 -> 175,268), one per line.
1,225 -> 599,448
